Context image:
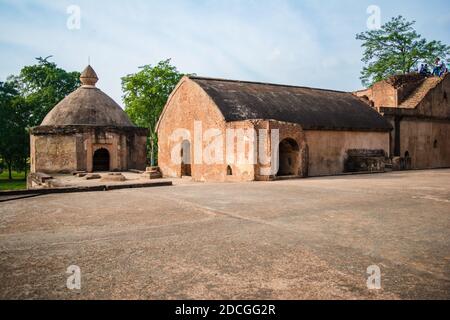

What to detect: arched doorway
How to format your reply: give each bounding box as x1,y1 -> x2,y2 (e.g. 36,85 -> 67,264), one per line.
181,140 -> 191,177
278,138 -> 300,176
93,148 -> 110,172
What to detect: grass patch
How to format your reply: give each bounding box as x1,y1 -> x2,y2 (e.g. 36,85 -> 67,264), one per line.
0,170 -> 27,191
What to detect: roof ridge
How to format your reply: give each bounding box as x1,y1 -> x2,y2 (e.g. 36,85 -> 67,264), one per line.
189,75 -> 350,94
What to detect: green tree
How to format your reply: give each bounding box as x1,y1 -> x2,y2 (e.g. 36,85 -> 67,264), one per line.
0,57 -> 81,180
16,56 -> 80,126
122,59 -> 186,166
356,16 -> 450,86
0,80 -> 30,180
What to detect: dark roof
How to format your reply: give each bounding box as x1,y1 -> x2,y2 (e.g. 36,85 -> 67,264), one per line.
41,86 -> 135,127
41,65 -> 135,127
190,76 -> 392,131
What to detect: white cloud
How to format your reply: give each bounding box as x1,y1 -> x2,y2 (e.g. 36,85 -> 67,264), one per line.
1,0 -> 449,104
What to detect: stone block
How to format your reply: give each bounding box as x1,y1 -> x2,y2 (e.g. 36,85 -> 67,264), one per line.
142,166 -> 162,179
101,173 -> 126,182
85,174 -> 102,180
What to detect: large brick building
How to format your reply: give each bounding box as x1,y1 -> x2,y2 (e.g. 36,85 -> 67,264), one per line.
355,73 -> 450,169
30,66 -> 148,174
31,67 -> 449,182
157,76 -> 392,182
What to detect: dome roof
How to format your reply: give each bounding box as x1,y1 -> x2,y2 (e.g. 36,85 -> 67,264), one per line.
40,66 -> 135,127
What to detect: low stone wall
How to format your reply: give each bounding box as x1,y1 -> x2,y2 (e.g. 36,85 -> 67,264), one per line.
3,180 -> 172,200
344,149 -> 386,173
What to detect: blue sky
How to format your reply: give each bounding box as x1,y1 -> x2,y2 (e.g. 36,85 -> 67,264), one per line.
1,0 -> 449,106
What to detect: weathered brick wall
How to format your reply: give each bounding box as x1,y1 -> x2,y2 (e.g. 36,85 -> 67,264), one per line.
157,76 -> 313,182
358,75 -> 450,170
304,130 -> 390,176
354,82 -> 398,109
371,81 -> 397,108
383,115 -> 397,156
129,134 -> 148,171
158,77 -> 391,181
32,135 -> 77,173
87,131 -> 119,171
401,76 -> 450,168
253,120 -> 307,180
415,75 -> 450,118
399,120 -> 450,169
157,77 -> 230,182
31,128 -> 147,174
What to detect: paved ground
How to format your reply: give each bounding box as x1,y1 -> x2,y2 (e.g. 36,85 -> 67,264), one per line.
0,170 -> 449,300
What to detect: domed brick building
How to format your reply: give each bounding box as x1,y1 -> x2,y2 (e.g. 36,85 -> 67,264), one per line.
30,65 -> 148,174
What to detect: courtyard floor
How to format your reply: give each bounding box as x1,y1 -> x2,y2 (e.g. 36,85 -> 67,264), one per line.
0,169 -> 449,299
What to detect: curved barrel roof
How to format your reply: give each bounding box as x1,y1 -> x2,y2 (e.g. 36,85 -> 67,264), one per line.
190,76 -> 392,131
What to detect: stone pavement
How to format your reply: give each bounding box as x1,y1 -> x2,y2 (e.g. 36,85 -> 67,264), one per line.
0,170 -> 449,299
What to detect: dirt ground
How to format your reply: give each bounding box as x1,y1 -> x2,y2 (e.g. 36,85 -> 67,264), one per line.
0,170 -> 449,300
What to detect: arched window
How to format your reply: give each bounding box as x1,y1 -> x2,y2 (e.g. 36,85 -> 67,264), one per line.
227,165 -> 233,176
434,140 -> 438,149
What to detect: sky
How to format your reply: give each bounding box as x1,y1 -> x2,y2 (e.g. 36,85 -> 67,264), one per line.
1,0 -> 449,107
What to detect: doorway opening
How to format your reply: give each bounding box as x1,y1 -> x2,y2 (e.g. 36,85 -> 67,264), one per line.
181,140 -> 191,177
277,138 -> 300,176
93,148 -> 110,172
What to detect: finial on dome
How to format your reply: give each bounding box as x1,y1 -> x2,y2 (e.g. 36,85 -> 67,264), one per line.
80,65 -> 98,87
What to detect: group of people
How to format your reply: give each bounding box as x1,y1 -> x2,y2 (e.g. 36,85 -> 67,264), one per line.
419,58 -> 448,77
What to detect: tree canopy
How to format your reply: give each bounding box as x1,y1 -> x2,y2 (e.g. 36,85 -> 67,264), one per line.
121,59 -> 186,165
0,80 -> 30,179
0,57 -> 80,180
356,16 -> 450,86
15,56 -> 81,126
